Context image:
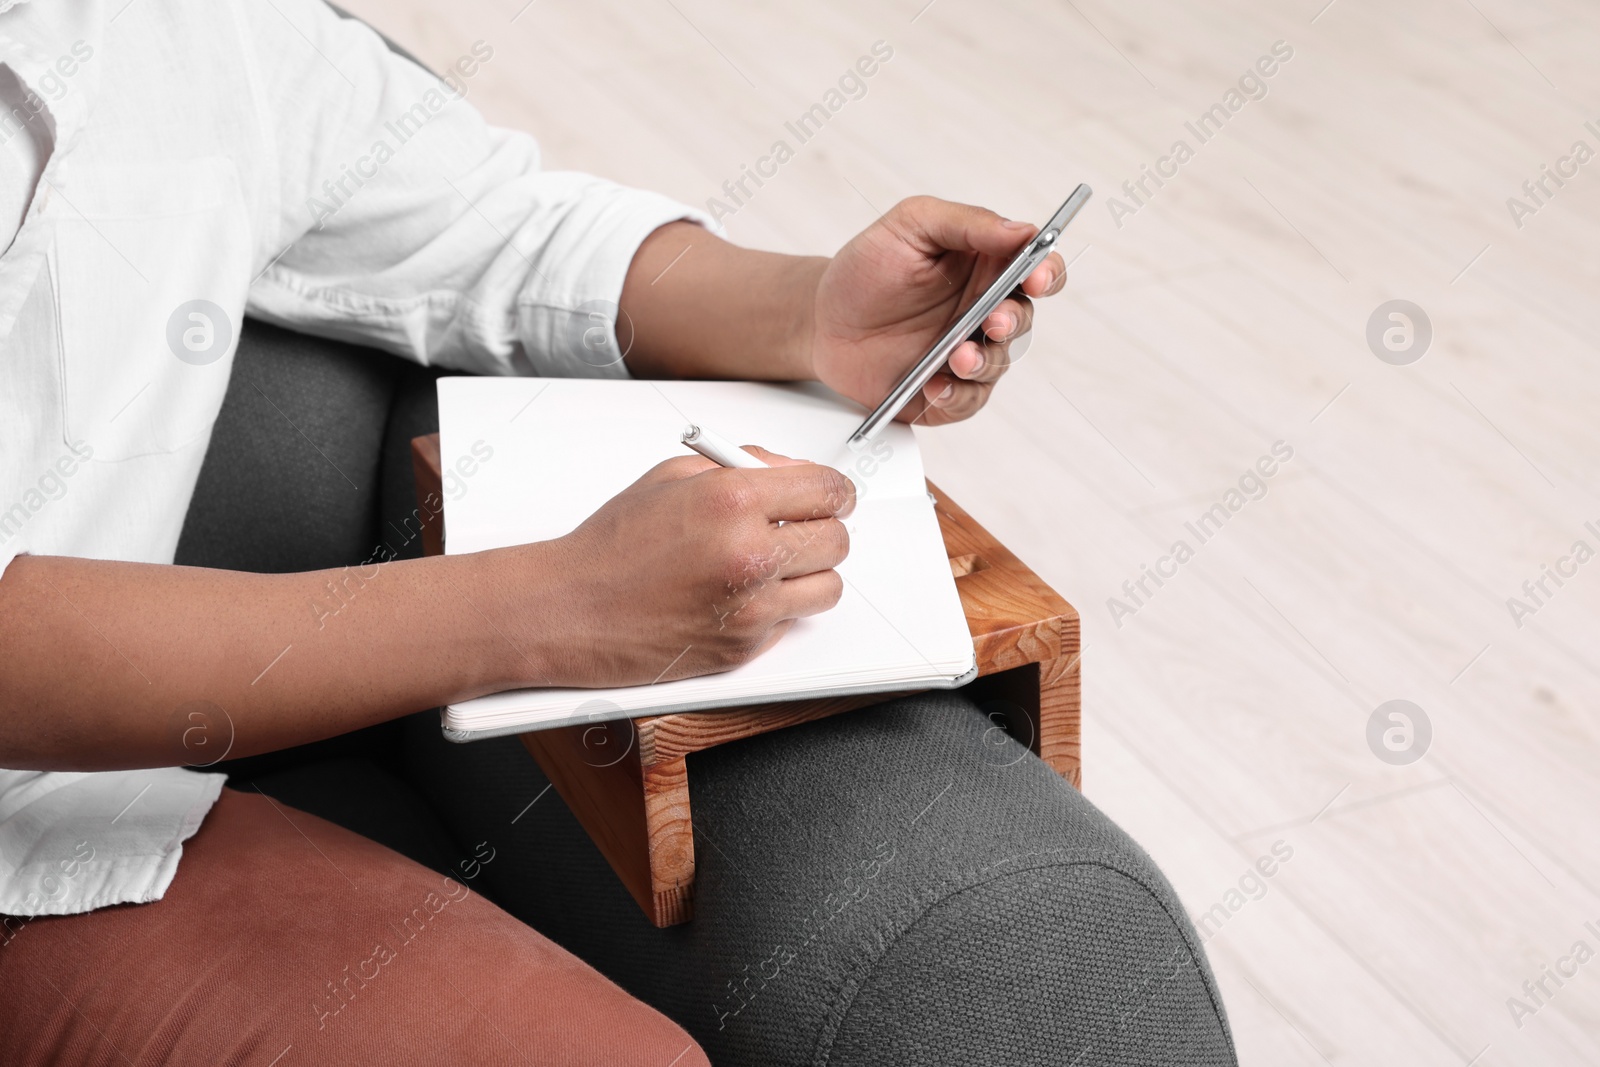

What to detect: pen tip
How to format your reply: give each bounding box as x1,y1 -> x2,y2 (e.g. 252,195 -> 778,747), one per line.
681,424 -> 699,443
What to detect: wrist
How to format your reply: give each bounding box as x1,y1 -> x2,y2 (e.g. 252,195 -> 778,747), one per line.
784,255 -> 830,381
449,545 -> 557,695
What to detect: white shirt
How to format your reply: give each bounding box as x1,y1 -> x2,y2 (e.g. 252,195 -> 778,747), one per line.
0,60 -> 49,251
0,0 -> 706,916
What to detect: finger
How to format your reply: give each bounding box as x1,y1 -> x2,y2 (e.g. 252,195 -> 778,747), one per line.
981,295 -> 1033,344
928,378 -> 993,424
771,568 -> 846,621
912,374 -> 993,426
947,295 -> 1036,375
888,196 -> 1037,261
768,517 -> 850,578
949,337 -> 1013,385
1021,251 -> 1067,298
743,449 -> 858,520
953,297 -> 1033,382
707,462 -> 855,522
947,340 -> 987,381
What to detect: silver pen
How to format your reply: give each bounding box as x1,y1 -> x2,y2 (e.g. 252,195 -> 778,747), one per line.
846,184 -> 1093,448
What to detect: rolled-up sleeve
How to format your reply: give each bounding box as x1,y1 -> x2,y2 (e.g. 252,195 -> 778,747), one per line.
239,0 -> 709,377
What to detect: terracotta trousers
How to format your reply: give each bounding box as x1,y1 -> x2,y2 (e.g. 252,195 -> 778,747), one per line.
0,788 -> 708,1066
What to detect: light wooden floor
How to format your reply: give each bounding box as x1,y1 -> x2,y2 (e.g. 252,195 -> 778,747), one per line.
343,1 -> 1600,1062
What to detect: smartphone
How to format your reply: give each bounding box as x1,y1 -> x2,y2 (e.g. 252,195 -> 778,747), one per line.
847,183 -> 1092,447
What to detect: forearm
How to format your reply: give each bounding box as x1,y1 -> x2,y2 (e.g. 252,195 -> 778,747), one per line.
619,221 -> 828,381
0,552 -> 530,771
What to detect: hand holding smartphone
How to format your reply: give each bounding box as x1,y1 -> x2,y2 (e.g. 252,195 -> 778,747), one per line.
847,184 -> 1092,447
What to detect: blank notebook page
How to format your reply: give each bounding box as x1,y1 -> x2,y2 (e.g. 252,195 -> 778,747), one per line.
437,377 -> 974,739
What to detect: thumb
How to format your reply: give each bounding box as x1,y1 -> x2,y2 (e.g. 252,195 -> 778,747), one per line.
887,196 -> 1037,260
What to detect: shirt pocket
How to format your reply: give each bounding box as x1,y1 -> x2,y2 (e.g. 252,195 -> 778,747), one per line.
50,157 -> 252,461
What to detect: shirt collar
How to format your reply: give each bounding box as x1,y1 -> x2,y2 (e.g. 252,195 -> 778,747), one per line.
0,1 -> 102,121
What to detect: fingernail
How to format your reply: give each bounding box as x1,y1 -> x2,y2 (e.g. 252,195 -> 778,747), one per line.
994,312 -> 1015,337
936,382 -> 955,403
1000,218 -> 1032,231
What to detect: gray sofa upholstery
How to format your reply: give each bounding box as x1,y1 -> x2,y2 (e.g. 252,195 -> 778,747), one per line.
176,319 -> 1237,1065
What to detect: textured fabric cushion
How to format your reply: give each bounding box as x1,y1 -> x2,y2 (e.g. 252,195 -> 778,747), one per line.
830,865 -> 1227,1065
174,318 -> 397,575
401,694 -> 1237,1066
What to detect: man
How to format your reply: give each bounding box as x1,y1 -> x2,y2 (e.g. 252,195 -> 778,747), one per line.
0,0 -> 1235,1063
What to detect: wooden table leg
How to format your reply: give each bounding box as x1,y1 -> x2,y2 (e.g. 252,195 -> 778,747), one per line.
1040,649 -> 1083,789
640,756 -> 695,924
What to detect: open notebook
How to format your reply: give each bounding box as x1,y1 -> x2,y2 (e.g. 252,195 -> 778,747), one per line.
437,377 -> 975,740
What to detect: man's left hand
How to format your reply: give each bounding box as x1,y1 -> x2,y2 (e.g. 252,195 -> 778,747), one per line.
808,196 -> 1068,427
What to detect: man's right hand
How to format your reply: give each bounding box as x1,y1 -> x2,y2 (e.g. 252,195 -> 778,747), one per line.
0,447 -> 855,769
489,448 -> 855,690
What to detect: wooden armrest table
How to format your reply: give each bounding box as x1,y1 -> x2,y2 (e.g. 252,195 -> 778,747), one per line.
411,433 -> 1079,926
